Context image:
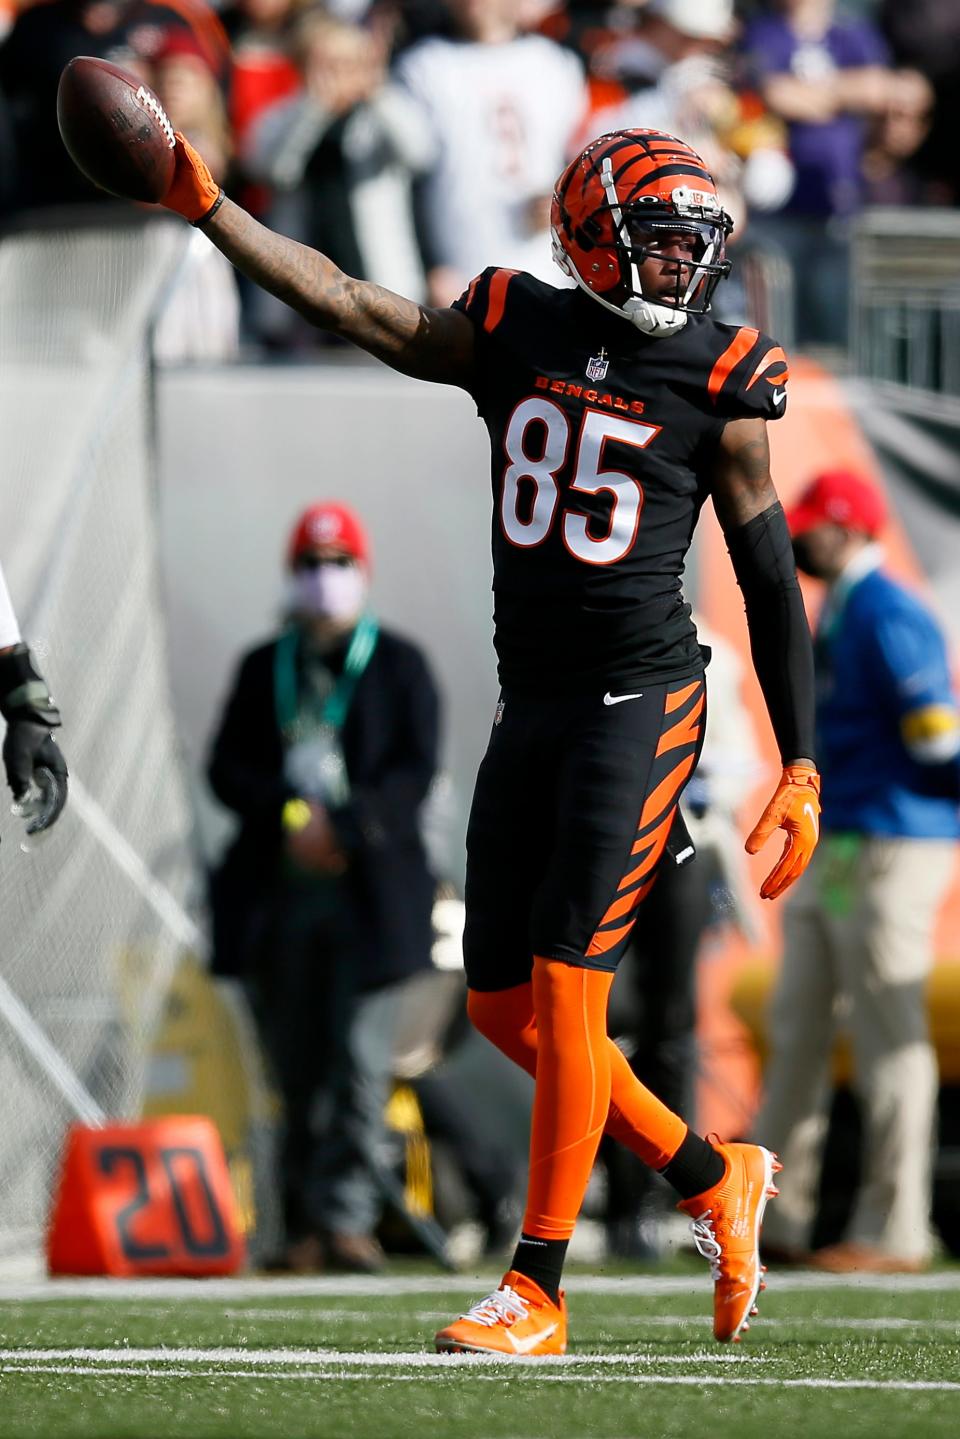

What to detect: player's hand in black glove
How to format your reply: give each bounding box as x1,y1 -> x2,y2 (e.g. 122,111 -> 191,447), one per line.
0,643 -> 68,834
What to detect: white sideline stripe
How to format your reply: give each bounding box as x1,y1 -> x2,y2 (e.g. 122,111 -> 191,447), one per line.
3,1305 -> 958,1333
0,1348 -> 755,1368
3,1272 -> 960,1301
234,1311 -> 960,1332
1,1361 -> 959,1394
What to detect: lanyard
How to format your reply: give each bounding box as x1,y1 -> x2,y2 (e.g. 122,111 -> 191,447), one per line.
274,612 -> 379,742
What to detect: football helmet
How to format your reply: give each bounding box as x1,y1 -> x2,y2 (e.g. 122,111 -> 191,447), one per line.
551,130 -> 734,336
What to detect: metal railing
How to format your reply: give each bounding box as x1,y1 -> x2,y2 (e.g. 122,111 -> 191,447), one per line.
852,207 -> 960,397
739,242 -> 796,351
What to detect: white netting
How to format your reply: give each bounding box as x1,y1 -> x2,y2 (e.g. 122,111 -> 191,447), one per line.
0,216 -> 200,1262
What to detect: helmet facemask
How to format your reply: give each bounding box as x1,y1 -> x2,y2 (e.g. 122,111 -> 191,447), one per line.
620,212 -> 731,312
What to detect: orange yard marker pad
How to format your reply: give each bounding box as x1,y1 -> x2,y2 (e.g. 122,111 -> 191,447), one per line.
47,1117 -> 245,1276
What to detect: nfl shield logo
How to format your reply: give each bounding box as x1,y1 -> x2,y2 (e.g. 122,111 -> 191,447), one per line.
494,699 -> 506,726
586,348 -> 609,381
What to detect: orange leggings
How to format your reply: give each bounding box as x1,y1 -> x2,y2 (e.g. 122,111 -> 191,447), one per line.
469,960 -> 688,1241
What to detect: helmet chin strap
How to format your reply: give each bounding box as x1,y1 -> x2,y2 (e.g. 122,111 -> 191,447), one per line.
552,232 -> 688,337
622,294 -> 689,336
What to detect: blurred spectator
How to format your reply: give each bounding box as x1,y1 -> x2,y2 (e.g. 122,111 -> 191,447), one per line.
384,0 -> 458,53
879,0 -> 960,204
587,0 -> 732,93
537,0 -> 650,81
741,0 -> 932,346
221,0 -> 303,157
138,0 -> 231,82
152,28 -> 232,181
756,469 -> 960,1273
243,9 -> 433,348
0,0 -> 228,216
604,621 -> 762,1259
0,0 -> 144,213
861,72 -> 936,207
588,1 -> 796,276
395,0 -> 587,304
150,28 -> 241,361
207,501 -> 441,1273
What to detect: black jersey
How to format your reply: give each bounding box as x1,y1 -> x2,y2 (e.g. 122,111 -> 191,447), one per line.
453,268 -> 789,693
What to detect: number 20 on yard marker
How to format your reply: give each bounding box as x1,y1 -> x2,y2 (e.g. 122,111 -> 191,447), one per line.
46,1117 -> 245,1276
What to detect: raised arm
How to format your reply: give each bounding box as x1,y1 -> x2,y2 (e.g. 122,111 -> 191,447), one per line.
161,134 -> 475,386
711,417 -> 821,899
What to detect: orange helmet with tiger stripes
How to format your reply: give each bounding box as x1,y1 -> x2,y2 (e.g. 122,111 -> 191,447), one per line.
551,129 -> 734,336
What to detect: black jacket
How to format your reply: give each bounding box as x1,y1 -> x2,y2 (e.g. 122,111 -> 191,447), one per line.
207,624 -> 440,991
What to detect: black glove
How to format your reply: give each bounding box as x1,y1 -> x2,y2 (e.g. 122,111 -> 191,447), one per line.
0,643 -> 68,833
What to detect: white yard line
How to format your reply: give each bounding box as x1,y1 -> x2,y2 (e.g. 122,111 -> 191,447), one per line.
2,1272 -> 959,1301
0,1359 -> 958,1393
0,1348 -> 757,1367
11,1306 -> 949,1333
222,1309 -> 959,1331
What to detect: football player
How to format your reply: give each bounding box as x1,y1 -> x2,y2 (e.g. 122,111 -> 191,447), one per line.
159,128 -> 821,1349
0,560 -> 68,835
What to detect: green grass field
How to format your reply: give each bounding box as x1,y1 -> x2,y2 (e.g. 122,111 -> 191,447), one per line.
1,1267 -> 959,1438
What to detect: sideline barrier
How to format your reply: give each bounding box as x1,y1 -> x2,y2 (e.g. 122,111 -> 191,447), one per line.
0,215 -> 200,1265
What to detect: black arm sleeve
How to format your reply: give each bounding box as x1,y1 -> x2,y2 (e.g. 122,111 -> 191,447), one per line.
725,502 -> 816,765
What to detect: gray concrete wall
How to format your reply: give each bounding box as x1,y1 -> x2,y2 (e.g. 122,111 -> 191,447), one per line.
155,360 -> 499,880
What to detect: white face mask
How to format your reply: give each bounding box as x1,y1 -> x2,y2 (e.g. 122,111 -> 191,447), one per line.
288,562 -> 368,622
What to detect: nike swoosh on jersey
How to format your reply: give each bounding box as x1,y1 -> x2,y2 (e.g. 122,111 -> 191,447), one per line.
603,692 -> 644,706
506,1322 -> 558,1354
772,389 -> 787,406
803,801 -> 819,838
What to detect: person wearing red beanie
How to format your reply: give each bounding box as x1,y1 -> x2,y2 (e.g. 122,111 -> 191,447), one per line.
207,500 -> 441,1275
758,468 -> 959,1273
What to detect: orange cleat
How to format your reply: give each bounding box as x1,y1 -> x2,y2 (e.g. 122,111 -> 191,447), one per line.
678,1140 -> 781,1343
435,1270 -> 568,1356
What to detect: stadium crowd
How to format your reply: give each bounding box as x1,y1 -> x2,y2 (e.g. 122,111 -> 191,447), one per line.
0,0 -> 957,349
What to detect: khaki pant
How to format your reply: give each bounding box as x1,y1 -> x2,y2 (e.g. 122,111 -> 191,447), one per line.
756,835 -> 956,1260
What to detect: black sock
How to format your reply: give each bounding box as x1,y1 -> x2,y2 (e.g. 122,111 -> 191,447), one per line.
510,1234 -> 568,1303
659,1131 -> 726,1200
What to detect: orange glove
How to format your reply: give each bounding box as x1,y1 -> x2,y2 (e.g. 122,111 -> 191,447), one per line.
745,763 -> 821,901
160,132 -> 223,225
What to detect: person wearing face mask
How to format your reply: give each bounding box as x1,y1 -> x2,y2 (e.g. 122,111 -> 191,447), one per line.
206,500 -> 441,1272
756,468 -> 960,1273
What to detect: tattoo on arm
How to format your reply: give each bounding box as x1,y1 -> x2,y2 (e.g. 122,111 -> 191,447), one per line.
202,199 -> 475,385
711,416 -> 779,532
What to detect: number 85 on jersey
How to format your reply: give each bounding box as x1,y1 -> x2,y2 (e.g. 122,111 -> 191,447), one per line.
500,397 -> 660,567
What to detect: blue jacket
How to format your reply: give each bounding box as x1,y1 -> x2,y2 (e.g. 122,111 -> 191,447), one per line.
816,563 -> 960,838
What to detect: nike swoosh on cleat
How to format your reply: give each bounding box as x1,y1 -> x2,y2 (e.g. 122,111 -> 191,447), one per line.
506,1322 -> 558,1354
603,692 -> 643,706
